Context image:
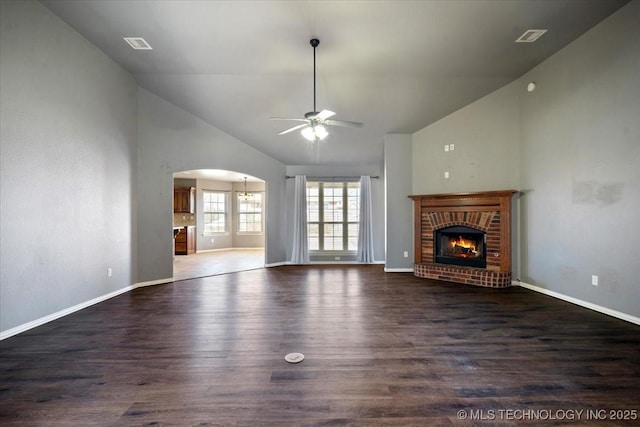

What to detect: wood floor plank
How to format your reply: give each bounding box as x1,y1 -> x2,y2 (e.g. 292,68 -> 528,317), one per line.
1,265 -> 639,425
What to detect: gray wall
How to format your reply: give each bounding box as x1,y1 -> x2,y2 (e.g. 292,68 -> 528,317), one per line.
518,0 -> 640,317
412,81 -> 521,195
285,164 -> 385,263
383,134 -> 414,270
137,88 -> 286,282
406,0 -> 639,318
0,1 -> 137,332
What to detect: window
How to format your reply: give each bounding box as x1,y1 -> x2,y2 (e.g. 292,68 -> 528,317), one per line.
237,192 -> 263,233
307,182 -> 360,252
203,191 -> 228,234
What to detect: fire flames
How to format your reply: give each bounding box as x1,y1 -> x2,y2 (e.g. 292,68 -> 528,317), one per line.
449,236 -> 478,258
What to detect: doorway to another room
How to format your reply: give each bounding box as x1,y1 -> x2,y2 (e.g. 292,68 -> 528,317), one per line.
172,169 -> 266,281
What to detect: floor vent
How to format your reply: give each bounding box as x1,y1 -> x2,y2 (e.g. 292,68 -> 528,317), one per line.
284,353 -> 304,364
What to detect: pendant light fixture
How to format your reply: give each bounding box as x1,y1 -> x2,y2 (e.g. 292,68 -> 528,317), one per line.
238,177 -> 253,201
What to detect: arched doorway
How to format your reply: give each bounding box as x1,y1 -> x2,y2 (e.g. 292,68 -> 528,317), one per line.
172,169 -> 266,280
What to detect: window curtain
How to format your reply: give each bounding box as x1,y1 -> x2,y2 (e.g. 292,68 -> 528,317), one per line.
356,175 -> 375,263
290,175 -> 310,264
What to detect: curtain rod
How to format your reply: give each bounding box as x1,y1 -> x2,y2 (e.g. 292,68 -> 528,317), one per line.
286,175 -> 380,180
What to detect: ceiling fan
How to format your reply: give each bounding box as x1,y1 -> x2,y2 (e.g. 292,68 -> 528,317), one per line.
270,38 -> 363,141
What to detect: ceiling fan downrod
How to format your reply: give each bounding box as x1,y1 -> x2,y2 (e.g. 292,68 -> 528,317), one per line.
310,38 -> 319,115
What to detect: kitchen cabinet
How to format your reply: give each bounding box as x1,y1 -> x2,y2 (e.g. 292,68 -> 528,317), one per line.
174,187 -> 195,213
175,226 -> 196,255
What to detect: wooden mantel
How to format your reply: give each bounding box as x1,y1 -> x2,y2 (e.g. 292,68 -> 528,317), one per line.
409,190 -> 517,287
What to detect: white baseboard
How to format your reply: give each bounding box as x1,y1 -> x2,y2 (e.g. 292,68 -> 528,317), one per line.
196,247 -> 264,253
267,261 -> 385,267
309,260 -> 385,264
265,261 -> 287,267
1,284 -> 133,340
384,267 -> 414,273
0,277 -> 174,341
196,248 -> 227,253
515,280 -> 640,326
310,261 -> 357,264
7,275 -> 636,341
135,277 -> 174,288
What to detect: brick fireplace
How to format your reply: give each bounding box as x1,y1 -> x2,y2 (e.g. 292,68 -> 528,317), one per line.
409,190 -> 517,288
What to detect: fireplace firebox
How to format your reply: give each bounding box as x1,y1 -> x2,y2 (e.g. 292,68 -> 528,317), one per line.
435,226 -> 486,268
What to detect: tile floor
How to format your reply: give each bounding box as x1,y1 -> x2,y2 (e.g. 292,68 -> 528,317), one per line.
173,249 -> 265,281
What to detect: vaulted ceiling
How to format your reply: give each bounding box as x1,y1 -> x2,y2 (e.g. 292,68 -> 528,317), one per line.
42,0 -> 630,165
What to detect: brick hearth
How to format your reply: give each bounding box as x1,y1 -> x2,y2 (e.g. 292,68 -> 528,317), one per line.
409,190 -> 517,288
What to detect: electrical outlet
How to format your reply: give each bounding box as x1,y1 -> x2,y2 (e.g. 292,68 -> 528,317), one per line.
444,171 -> 450,179
403,251 -> 409,258
592,275 -> 598,286
335,256 -> 341,261
450,144 -> 455,151
444,145 -> 449,152
107,268 -> 113,277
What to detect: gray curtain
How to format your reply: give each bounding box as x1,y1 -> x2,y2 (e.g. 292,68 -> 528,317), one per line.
356,175 -> 375,263
290,175 -> 309,264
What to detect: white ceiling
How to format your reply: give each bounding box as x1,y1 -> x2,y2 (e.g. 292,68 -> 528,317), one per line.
42,0 -> 630,166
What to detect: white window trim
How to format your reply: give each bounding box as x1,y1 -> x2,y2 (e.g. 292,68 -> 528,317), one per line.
236,191 -> 264,235
202,190 -> 230,236
307,181 -> 359,254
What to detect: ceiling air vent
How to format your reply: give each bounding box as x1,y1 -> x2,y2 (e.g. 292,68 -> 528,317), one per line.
515,29 -> 548,43
123,37 -> 152,50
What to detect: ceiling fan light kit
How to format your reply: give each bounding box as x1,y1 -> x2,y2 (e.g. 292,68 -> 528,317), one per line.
271,38 -> 363,142
301,124 -> 328,141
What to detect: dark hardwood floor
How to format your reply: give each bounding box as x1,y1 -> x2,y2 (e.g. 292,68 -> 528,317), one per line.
1,265 -> 639,426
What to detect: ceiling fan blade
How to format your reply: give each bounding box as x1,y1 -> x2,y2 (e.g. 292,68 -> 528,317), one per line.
304,109 -> 335,120
270,117 -> 309,123
324,119 -> 364,128
316,110 -> 336,120
278,123 -> 309,135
